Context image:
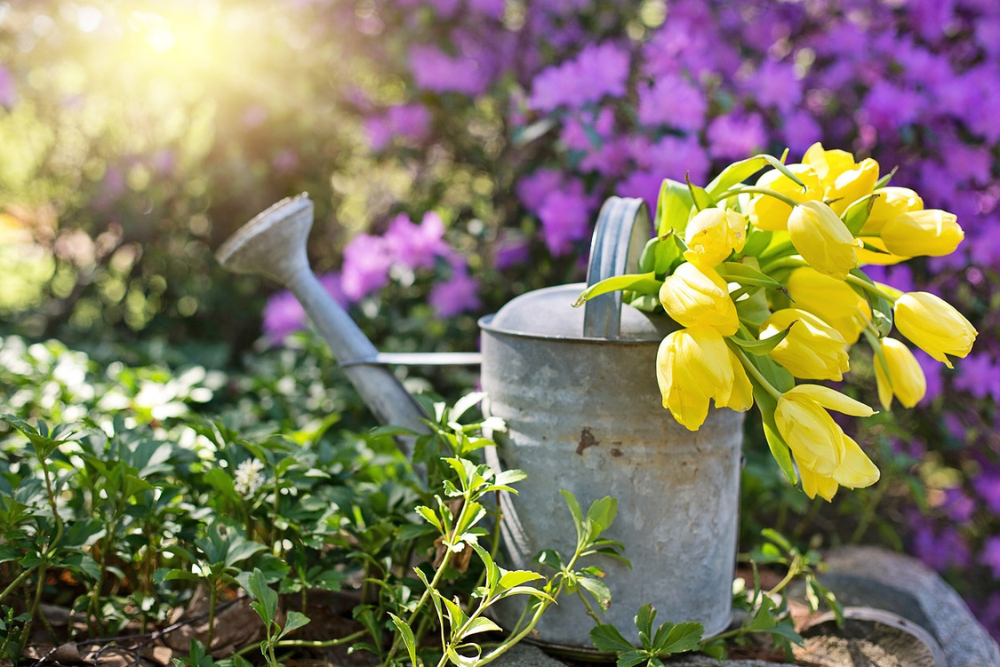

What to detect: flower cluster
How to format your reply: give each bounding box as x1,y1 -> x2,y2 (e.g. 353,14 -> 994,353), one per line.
263,211 -> 479,343
579,145 -> 977,502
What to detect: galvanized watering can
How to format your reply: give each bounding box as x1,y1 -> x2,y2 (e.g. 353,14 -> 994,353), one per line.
216,194 -> 743,653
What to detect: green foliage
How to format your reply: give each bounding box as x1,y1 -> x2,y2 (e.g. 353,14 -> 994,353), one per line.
590,605 -> 703,667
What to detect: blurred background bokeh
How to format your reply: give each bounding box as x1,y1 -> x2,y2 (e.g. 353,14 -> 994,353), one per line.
2,0 -> 999,635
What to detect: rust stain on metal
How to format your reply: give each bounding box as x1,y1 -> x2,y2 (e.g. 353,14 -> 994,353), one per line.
577,427 -> 599,455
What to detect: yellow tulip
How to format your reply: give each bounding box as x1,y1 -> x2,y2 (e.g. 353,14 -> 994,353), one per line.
787,200 -> 860,280
860,187 -> 923,234
775,384 -> 876,476
797,433 -> 880,501
746,164 -> 823,232
786,267 -> 871,344
880,210 -> 964,257
803,143 -> 856,183
659,262 -> 739,336
894,292 -> 977,368
802,143 -> 880,214
855,237 -> 909,266
655,326 -> 753,431
760,309 -> 849,380
825,158 -> 879,215
684,208 -> 748,266
874,338 -> 926,409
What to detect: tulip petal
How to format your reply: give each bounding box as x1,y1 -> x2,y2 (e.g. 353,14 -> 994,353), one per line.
786,384 -> 876,417
798,464 -> 839,501
833,434 -> 880,489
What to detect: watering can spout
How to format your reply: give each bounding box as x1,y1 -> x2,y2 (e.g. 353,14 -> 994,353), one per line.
216,194 -> 431,448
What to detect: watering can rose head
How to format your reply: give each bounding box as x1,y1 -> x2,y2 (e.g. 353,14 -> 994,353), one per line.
578,143 -> 979,501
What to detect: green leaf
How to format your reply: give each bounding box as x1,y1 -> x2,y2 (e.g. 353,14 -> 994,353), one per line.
718,261 -> 786,291
874,166 -> 898,190
761,528 -> 792,552
277,611 -> 310,640
499,570 -> 543,589
850,268 -> 893,337
841,193 -> 880,236
415,505 -> 443,533
586,496 -> 617,537
241,569 -> 278,623
559,490 -> 584,539
706,156 -> 769,196
492,469 -> 527,488
655,179 -> 694,236
742,229 -> 773,257
388,613 -> 418,667
461,617 -> 503,637
573,272 -> 663,308
578,577 -> 612,611
590,624 -> 636,653
617,650 -> 650,667
699,639 -> 727,660
653,621 -> 703,654
635,604 -> 657,643
446,644 -> 482,667
441,595 -> 469,632
729,328 -> 790,356
685,175 -> 714,212
752,386 -> 797,485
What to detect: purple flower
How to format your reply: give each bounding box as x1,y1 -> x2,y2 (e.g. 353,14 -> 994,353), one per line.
341,234 -> 393,301
981,536 -> 1000,579
942,488 -> 976,523
411,45 -> 486,96
517,169 -> 564,214
745,58 -> 802,114
616,170 -> 663,212
706,112 -> 768,162
429,262 -> 480,318
383,211 -> 449,271
366,104 -> 431,151
973,470 -> 1000,514
862,264 -> 915,295
915,350 -> 943,405
641,134 -> 710,185
469,0 -> 505,19
781,112 -> 822,155
912,523 -> 970,571
861,81 -> 924,133
561,107 -> 615,152
263,273 -> 346,344
493,232 -> 530,270
537,182 -> 592,256
528,42 -> 631,112
637,74 -> 706,132
263,290 -> 306,344
954,353 -> 1000,401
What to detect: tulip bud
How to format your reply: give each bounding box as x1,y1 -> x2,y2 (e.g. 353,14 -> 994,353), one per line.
659,262 -> 740,336
761,309 -> 850,381
894,292 -> 977,368
746,164 -> 823,232
880,210 -> 964,257
656,327 -> 753,431
786,267 -> 871,344
797,433 -> 880,501
874,338 -> 926,409
860,187 -> 923,234
787,200 -> 860,280
825,158 -> 879,215
803,143 -> 856,183
684,208 -> 747,266
775,384 -> 875,476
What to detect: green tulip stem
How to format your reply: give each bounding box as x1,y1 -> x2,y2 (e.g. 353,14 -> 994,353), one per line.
730,343 -> 782,401
718,186 -> 800,209
845,274 -> 898,305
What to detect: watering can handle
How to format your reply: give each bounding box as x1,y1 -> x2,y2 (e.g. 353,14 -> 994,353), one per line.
583,197 -> 652,339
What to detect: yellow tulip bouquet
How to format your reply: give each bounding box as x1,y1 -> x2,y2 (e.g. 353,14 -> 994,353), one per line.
576,143 -> 978,501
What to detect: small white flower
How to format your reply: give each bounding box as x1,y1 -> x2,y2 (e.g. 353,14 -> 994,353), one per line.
233,458 -> 266,497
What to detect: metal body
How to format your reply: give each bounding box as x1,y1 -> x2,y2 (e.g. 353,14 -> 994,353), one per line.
217,195 -> 743,652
